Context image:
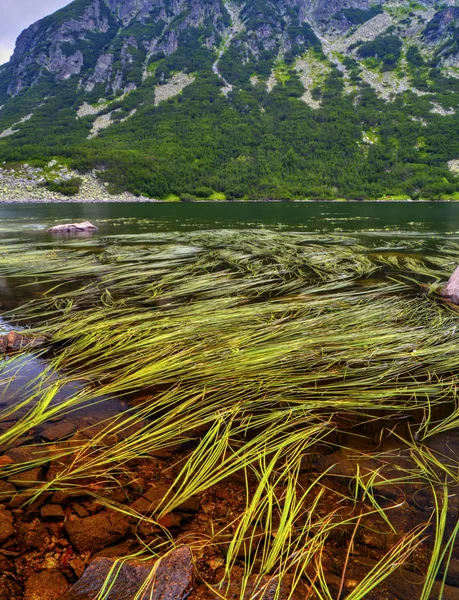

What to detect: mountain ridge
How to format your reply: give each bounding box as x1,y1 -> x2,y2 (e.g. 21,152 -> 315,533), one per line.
1,0 -> 459,200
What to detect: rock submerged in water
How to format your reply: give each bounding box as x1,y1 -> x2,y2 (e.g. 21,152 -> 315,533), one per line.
46,221 -> 98,234
0,331 -> 47,353
66,546 -> 194,600
441,266 -> 459,303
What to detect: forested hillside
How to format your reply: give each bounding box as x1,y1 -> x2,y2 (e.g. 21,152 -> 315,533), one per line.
1,0 -> 459,200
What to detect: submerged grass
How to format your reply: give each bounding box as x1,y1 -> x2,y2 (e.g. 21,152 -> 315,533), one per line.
1,231 -> 459,598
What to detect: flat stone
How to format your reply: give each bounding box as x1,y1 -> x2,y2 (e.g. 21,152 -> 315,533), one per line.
9,488 -> 50,510
177,495 -> 200,513
40,420 -> 76,441
130,483 -> 170,515
0,456 -> 14,467
0,507 -> 14,543
24,570 -> 69,600
444,558 -> 459,587
67,546 -> 193,600
5,446 -> 40,463
41,504 -> 65,521
0,481 -> 16,501
8,467 -> 43,488
47,221 -> 98,234
65,510 -> 130,554
93,539 -> 140,559
72,503 -> 90,518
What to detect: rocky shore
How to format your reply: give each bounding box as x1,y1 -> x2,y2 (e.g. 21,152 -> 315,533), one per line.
0,162 -> 157,203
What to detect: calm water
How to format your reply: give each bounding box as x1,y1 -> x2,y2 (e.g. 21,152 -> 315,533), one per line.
1,201 -> 459,237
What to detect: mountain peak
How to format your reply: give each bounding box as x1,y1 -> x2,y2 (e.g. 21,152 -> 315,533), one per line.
1,0 -> 459,201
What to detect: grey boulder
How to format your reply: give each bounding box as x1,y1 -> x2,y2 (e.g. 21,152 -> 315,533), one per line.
46,221 -> 98,234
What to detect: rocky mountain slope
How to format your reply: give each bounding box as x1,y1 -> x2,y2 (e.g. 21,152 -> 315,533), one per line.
1,0 -> 459,200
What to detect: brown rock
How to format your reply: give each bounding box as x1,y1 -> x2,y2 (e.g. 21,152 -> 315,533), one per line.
40,420 -> 76,441
0,481 -> 16,501
177,495 -> 200,513
18,522 -> 52,552
24,570 -> 69,600
72,503 -> 90,518
9,488 -> 50,510
0,332 -> 47,353
206,572 -> 307,600
5,446 -> 41,463
0,456 -> 14,467
0,507 -> 14,543
41,504 -> 65,521
67,546 -> 193,600
65,510 -> 130,554
93,539 -> 140,559
130,483 -> 170,515
8,467 -> 43,488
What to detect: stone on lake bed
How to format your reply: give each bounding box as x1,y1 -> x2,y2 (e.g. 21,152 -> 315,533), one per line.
0,506 -> 14,543
40,503 -> 65,521
65,509 -> 130,553
66,546 -> 194,600
46,221 -> 98,234
441,265 -> 459,303
0,331 -> 47,353
24,570 -> 69,600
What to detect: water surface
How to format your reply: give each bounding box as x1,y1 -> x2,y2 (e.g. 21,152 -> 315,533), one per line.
1,201 -> 459,237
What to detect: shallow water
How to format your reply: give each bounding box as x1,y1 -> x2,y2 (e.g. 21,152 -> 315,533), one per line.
0,202 -> 458,427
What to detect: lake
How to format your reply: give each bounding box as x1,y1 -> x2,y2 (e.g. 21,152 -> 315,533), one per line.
2,201 -> 459,237
1,201 -> 459,599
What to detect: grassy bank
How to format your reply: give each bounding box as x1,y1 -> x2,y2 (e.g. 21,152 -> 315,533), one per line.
0,231 -> 459,598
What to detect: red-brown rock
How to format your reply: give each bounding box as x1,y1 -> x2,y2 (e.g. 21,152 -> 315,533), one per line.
0,507 -> 14,543
65,510 -> 130,554
66,546 -> 194,600
24,571 -> 69,600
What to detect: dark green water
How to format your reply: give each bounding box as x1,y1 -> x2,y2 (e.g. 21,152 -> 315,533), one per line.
2,202 -> 459,237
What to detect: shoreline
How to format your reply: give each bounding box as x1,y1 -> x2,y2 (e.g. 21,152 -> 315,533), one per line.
0,197 -> 456,204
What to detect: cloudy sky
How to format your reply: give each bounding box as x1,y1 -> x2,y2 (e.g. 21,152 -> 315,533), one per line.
0,0 -> 71,65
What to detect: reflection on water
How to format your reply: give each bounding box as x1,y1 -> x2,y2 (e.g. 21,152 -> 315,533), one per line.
1,202 -> 459,237
0,201 -> 459,422
0,352 -> 125,426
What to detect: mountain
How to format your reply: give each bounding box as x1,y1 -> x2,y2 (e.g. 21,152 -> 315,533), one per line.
1,0 -> 459,200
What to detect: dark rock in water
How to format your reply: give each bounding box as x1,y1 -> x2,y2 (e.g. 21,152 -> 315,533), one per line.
206,572 -> 308,600
7,466 -> 43,488
40,419 -> 77,441
129,482 -> 171,515
0,507 -> 14,543
443,559 -> 459,587
65,509 -> 131,553
46,221 -> 98,234
0,480 -> 16,501
0,331 -> 47,353
24,570 -> 69,600
40,503 -> 65,521
441,266 -> 459,303
66,546 -> 194,600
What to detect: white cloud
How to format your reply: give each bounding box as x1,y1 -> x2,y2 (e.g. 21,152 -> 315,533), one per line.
0,1 -> 71,65
0,45 -> 12,66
